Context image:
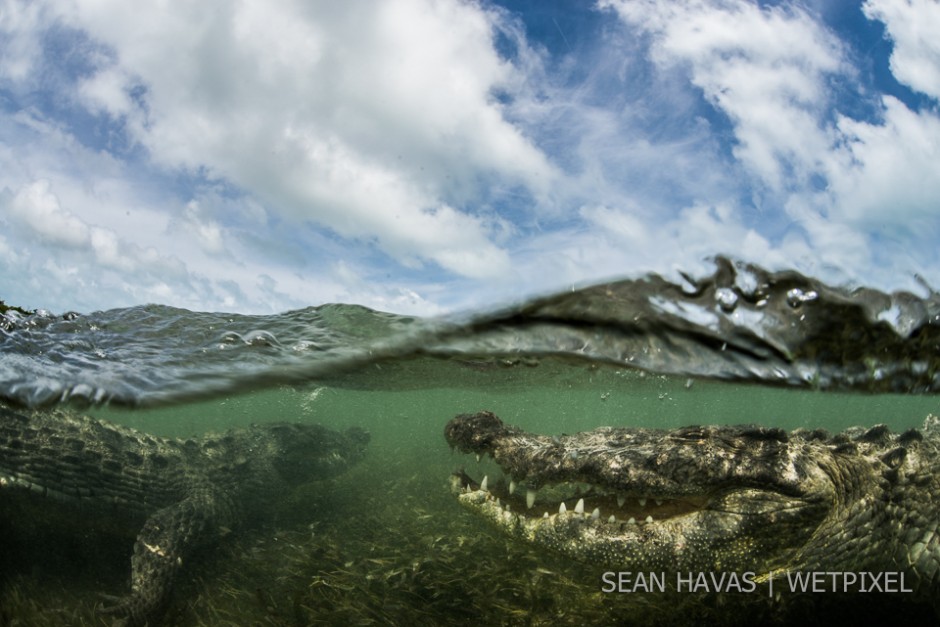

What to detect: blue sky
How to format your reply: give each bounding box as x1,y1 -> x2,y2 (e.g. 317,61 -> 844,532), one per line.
1,0 -> 938,315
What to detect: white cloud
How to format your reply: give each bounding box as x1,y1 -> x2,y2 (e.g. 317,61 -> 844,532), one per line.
0,103 -> 460,314
0,1 -> 48,83
77,67 -> 135,116
55,0 -> 553,279
864,0 -> 940,100
180,201 -> 227,256
579,205 -> 649,245
4,179 -> 180,277
2,0 -> 939,317
597,0 -> 940,291
8,180 -> 90,248
600,0 -> 846,192
826,96 -> 940,226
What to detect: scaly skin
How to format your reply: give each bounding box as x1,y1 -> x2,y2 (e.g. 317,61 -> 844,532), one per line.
0,404 -> 369,626
444,411 -> 940,598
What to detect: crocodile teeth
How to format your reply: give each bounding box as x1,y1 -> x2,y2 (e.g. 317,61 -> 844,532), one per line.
617,495 -> 625,507
655,499 -> 663,506
591,508 -> 600,521
543,512 -> 549,519
509,480 -> 516,495
638,498 -> 647,506
526,489 -> 537,509
480,476 -> 488,492
559,502 -> 567,514
475,454 -> 481,462
608,515 -> 616,523
627,517 -> 636,524
574,498 -> 585,515
645,515 -> 654,523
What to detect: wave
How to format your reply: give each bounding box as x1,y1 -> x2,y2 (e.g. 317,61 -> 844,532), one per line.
2,258 -> 937,408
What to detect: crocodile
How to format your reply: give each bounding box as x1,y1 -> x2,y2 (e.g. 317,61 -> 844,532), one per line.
444,411 -> 940,602
0,404 -> 369,626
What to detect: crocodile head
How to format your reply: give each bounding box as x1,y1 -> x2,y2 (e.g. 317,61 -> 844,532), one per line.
444,411 -> 935,581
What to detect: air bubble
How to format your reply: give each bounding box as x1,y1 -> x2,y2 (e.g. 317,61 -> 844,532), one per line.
786,288 -> 818,308
715,288 -> 738,312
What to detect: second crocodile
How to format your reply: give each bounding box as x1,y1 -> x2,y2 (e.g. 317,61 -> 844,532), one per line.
0,404 -> 369,626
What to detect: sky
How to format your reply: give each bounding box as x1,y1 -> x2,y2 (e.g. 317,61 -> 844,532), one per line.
1,0 -> 939,316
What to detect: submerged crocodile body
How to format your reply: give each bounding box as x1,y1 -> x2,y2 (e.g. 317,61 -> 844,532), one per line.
0,405 -> 369,626
445,411 -> 940,601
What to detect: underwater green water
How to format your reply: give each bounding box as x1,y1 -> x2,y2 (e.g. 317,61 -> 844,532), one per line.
90,365 -> 939,443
